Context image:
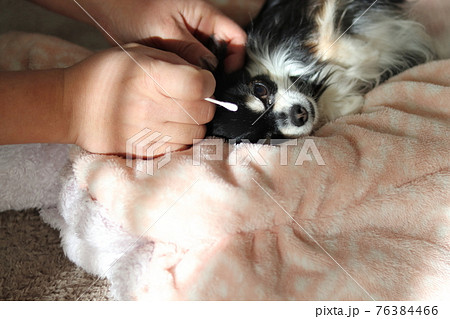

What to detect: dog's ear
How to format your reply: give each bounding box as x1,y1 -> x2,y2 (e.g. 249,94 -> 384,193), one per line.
204,37 -> 233,97
204,36 -> 250,101
205,36 -> 228,74
259,0 -> 285,12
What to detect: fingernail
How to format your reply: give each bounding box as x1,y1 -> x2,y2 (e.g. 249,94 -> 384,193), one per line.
200,55 -> 218,72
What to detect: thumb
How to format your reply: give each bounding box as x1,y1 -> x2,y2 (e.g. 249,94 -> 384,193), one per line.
160,27 -> 218,71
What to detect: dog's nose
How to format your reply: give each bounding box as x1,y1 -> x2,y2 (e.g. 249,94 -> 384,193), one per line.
290,104 -> 309,127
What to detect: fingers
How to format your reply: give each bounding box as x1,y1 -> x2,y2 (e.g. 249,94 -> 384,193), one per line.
123,43 -> 196,67
161,122 -> 207,144
120,46 -> 217,125
155,27 -> 219,70
132,93 -> 215,125
109,116 -> 208,158
223,40 -> 247,74
145,4 -> 247,74
153,98 -> 216,125
111,46 -> 216,156
147,63 -> 216,126
144,57 -> 216,101
139,143 -> 188,159
125,45 -> 216,99
194,8 -> 247,73
210,16 -> 247,73
122,122 -> 206,151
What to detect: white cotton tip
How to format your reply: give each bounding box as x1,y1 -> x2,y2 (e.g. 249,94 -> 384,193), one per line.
205,98 -> 238,112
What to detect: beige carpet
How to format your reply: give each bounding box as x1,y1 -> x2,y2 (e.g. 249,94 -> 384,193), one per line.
0,209 -> 111,300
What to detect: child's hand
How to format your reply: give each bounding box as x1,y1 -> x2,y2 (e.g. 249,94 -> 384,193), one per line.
22,0 -> 247,156
83,0 -> 247,73
64,44 -> 216,157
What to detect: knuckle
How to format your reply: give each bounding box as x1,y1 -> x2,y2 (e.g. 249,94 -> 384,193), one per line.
199,103 -> 216,124
200,70 -> 216,96
188,71 -> 206,96
145,61 -> 164,92
181,100 -> 215,125
122,42 -> 141,50
188,69 -> 216,99
160,49 -> 182,62
177,41 -> 199,59
192,124 -> 207,141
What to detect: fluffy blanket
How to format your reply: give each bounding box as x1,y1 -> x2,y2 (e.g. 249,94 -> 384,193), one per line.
60,59 -> 450,301
1,0 -> 449,300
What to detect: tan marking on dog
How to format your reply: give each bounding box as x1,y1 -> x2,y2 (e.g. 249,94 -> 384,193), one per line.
313,0 -> 339,60
310,0 -> 377,68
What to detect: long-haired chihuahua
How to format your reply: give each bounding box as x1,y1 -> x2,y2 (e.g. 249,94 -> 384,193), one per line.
208,0 -> 435,143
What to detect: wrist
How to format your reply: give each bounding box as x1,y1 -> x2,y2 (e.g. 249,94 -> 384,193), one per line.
29,0 -> 109,30
38,69 -> 73,144
0,69 -> 72,145
65,0 -> 108,28
61,66 -> 84,147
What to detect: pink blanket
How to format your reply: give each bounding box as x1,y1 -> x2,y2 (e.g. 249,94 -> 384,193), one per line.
70,60 -> 450,300
1,0 -> 449,300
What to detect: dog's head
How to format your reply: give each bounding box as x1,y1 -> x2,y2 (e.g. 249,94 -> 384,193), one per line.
208,53 -> 327,143
206,0 -> 329,143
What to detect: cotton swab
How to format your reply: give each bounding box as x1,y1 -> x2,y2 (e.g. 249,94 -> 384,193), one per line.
205,98 -> 238,112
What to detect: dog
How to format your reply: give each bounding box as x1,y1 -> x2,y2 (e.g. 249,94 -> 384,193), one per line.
207,0 -> 435,143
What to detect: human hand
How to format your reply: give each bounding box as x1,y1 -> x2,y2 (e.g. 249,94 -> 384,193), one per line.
85,0 -> 247,73
63,44 -> 216,157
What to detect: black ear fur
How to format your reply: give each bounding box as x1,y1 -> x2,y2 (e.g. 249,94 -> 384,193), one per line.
204,36 -> 229,91
259,0 -> 286,12
205,37 -> 246,100
205,36 -> 228,72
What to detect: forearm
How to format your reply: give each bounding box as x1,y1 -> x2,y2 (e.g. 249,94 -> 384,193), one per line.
0,69 -> 72,145
28,0 -> 104,26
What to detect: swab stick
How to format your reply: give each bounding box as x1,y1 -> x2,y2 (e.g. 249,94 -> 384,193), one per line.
205,98 -> 238,112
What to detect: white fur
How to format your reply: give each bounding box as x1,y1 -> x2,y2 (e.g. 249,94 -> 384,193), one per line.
247,45 -> 314,80
246,95 -> 265,112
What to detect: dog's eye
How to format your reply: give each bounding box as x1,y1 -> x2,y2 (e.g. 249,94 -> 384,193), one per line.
253,82 -> 269,100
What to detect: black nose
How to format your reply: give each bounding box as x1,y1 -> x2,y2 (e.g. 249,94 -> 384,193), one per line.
290,104 -> 309,127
